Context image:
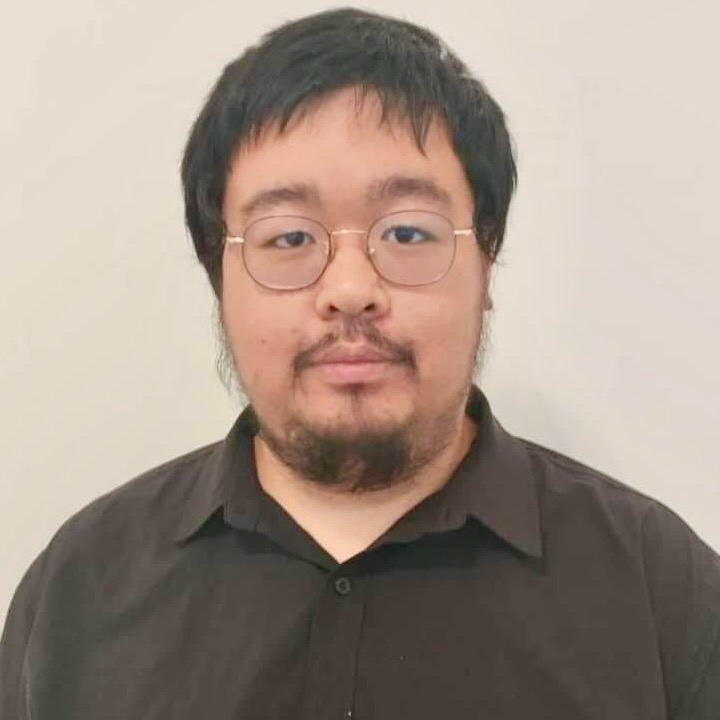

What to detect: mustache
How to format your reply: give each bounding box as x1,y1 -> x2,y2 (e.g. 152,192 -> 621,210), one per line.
294,318 -> 416,374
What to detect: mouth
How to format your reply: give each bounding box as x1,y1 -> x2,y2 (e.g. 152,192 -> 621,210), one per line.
300,337 -> 412,386
311,358 -> 395,385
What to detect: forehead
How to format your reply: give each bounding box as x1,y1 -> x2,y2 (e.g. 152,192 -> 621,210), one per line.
222,88 -> 473,223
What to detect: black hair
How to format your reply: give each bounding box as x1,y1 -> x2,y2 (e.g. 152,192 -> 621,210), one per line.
181,7 -> 517,297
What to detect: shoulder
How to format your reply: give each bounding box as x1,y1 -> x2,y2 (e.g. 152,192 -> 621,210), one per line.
10,442 -> 224,610
521,436 -> 718,570
1,441 -> 224,696
518,436 -> 720,716
41,441 -> 222,571
520,437 -> 681,537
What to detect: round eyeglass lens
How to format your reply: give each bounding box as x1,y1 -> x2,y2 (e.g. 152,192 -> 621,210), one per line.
368,211 -> 456,286
242,216 -> 329,290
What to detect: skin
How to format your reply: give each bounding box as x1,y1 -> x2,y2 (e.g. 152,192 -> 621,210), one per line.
220,88 -> 492,562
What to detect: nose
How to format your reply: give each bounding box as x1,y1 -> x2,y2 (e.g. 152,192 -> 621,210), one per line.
314,233 -> 390,321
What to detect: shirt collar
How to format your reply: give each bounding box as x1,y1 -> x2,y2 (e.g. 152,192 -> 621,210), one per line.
173,385 -> 543,560
171,409 -> 262,543
461,385 -> 543,558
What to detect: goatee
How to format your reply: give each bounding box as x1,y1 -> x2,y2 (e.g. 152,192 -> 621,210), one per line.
251,387 -> 465,493
215,305 -> 489,493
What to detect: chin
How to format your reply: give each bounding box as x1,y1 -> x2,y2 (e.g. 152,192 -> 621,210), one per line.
304,399 -> 411,435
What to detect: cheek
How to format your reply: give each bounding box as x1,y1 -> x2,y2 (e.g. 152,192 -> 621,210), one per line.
225,314 -> 287,390
222,279 -> 304,386
417,270 -> 486,369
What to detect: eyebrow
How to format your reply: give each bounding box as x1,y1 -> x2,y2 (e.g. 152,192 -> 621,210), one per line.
238,174 -> 453,222
365,174 -> 453,209
239,183 -> 322,220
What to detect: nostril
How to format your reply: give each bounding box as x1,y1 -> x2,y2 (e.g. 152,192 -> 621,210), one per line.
329,301 -> 376,314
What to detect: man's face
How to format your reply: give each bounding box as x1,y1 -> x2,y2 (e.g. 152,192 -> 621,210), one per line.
221,88 -> 490,490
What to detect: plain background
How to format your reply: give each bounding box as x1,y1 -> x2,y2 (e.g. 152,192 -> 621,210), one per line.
1,0 -> 718,623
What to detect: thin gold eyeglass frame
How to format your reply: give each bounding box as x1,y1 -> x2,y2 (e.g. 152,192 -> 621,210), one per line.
224,211 -> 476,291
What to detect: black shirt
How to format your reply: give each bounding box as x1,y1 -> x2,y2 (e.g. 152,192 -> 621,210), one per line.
2,386 -> 719,719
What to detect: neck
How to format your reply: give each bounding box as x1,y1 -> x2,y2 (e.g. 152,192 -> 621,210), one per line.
254,412 -> 477,563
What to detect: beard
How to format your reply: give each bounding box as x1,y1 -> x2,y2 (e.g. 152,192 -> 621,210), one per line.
215,305 -> 491,493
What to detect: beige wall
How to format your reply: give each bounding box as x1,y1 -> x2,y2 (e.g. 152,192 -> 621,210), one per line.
1,0 -> 719,621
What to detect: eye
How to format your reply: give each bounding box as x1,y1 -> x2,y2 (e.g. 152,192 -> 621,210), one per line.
267,230 -> 316,249
382,225 -> 435,245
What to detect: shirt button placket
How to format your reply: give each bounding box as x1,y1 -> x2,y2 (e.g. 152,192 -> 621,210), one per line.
301,572 -> 365,720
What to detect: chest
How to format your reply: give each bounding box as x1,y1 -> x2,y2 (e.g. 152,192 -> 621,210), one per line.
26,539 -> 667,720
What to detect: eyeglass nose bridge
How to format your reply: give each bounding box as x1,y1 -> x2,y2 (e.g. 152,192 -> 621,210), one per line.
325,228 -> 377,257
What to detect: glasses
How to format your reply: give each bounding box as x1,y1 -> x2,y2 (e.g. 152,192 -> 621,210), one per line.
224,210 -> 475,290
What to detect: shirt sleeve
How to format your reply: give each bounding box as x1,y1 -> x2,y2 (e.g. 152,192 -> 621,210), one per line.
641,502 -> 720,719
0,551 -> 47,720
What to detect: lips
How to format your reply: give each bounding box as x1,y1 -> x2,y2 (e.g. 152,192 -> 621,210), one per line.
311,345 -> 393,365
309,345 -> 396,384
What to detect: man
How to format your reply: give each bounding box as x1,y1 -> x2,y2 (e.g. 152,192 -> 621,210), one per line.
1,7 -> 718,719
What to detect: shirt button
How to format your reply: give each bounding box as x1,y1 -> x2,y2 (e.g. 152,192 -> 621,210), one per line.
334,577 -> 353,596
